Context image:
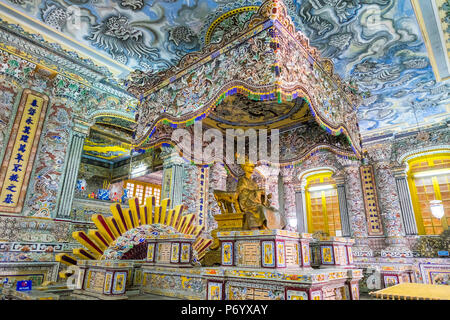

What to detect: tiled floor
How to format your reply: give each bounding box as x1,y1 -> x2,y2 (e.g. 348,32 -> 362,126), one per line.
129,293 -> 376,300
129,293 -> 181,300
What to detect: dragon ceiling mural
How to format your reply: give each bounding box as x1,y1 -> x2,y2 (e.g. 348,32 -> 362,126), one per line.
0,0 -> 448,135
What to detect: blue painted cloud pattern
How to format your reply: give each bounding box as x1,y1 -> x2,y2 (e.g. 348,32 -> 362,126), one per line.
289,0 -> 449,133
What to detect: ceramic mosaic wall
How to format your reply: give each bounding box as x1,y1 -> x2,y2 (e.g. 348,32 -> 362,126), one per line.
76,162 -> 113,196
294,151 -> 372,248
355,256 -> 450,288
279,121 -> 354,163
390,126 -> 450,165
0,41 -> 134,279
276,26 -> 361,150
372,161 -> 404,238
182,164 -> 200,216
281,168 -> 296,230
22,101 -> 73,218
134,27 -> 277,140
342,165 -> 370,240
0,80 -> 20,166
206,163 -> 227,233
144,272 -> 206,300
0,216 -> 92,262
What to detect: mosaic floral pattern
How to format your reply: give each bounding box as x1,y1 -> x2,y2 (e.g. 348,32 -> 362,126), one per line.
135,28 -> 277,141
0,80 -> 20,166
182,164 -> 200,216
24,101 -> 73,218
145,272 -> 205,299
390,126 -> 450,164
276,26 -> 361,150
207,163 -> 227,232
102,224 -> 181,260
372,161 -> 404,238
279,121 -> 354,163
342,164 -> 370,240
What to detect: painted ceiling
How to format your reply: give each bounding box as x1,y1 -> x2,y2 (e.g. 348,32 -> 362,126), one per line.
0,0 -> 449,138
204,95 -> 311,130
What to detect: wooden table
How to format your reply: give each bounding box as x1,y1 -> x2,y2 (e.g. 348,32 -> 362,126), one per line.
370,283 -> 450,300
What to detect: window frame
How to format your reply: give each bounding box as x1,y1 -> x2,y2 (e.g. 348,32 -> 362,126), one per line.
304,171 -> 342,237
407,153 -> 450,235
123,179 -> 162,206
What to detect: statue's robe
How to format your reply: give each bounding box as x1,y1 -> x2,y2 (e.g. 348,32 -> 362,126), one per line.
237,176 -> 268,229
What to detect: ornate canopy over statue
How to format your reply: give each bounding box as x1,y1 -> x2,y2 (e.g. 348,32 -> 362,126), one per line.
127,0 -> 364,162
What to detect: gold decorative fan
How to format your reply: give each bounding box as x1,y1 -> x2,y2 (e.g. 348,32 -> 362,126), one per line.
56,196 -> 212,268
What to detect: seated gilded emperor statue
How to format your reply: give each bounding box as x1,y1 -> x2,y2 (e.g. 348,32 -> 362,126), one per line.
237,157 -> 286,230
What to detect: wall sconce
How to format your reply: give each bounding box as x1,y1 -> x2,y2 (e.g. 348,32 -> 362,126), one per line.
430,200 -> 445,219
288,218 -> 297,228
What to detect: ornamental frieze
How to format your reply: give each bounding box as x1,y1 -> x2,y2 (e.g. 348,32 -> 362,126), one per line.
131,0 -> 363,159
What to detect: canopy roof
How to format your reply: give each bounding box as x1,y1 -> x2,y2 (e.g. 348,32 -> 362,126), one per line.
131,0 -> 363,159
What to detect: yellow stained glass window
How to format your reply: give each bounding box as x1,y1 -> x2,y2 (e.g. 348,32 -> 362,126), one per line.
305,172 -> 342,237
408,154 -> 450,235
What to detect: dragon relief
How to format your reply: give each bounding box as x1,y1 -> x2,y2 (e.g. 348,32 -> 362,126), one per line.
88,15 -> 160,65
114,0 -> 145,10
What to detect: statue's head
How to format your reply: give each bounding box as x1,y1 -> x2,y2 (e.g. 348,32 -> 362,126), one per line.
237,154 -> 255,176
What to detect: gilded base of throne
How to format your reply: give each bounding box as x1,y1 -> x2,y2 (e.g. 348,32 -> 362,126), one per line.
214,213 -> 246,230
201,213 -> 246,266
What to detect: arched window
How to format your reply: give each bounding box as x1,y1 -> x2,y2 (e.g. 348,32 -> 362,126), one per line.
305,171 -> 342,236
407,152 -> 450,235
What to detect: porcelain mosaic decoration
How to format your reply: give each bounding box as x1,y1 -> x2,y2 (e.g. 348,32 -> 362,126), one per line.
1,0 -> 448,136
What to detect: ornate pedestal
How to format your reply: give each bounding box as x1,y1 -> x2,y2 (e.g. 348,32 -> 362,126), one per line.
141,230 -> 363,300
71,260 -> 132,300
310,237 -> 355,269
217,230 -> 312,269
201,213 -> 246,266
146,235 -> 197,267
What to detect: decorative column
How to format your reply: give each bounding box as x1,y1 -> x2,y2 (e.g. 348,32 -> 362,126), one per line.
294,186 -> 307,234
160,146 -> 185,209
226,174 -> 238,192
207,162 -> 227,232
334,175 -> 351,237
265,168 -> 280,211
280,167 -> 297,231
368,144 -> 413,257
56,118 -> 89,218
392,165 -> 418,236
338,158 -> 373,257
